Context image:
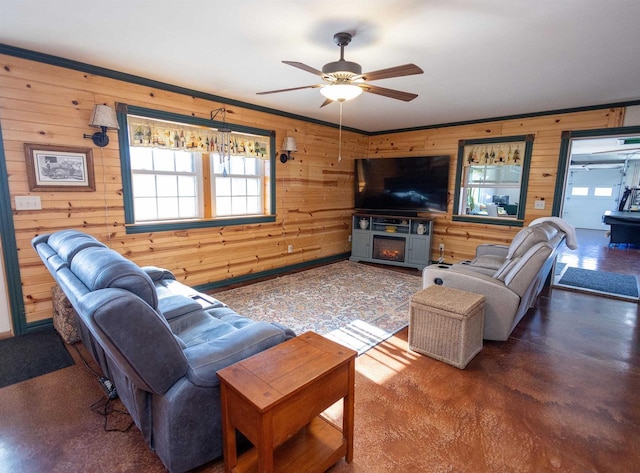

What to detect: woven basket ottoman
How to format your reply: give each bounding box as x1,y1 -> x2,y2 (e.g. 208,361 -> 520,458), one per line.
409,285 -> 485,369
51,284 -> 81,344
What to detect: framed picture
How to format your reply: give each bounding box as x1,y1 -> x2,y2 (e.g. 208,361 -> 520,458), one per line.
24,143 -> 95,191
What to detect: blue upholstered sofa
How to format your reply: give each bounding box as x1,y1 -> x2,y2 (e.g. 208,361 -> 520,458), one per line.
32,230 -> 295,473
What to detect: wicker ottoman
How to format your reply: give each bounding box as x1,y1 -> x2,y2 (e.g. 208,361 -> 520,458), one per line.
409,285 -> 485,369
51,285 -> 81,344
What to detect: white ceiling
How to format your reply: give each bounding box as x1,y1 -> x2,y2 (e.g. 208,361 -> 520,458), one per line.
1,0 -> 640,133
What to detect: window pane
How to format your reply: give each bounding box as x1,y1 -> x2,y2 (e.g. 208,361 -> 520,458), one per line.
217,196 -> 232,215
594,187 -> 612,197
216,177 -> 231,196
175,151 -> 195,172
232,178 -> 247,195
231,197 -> 247,214
179,197 -> 197,217
154,149 -> 175,171
157,175 -> 178,197
130,147 -> 153,170
134,197 -> 158,221
572,187 -> 589,196
133,174 -> 157,197
157,197 -> 179,219
178,175 -> 196,197
246,196 -> 261,214
229,156 -> 245,175
244,158 -> 258,176
246,178 -> 260,195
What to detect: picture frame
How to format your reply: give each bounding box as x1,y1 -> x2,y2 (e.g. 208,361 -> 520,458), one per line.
24,143 -> 95,192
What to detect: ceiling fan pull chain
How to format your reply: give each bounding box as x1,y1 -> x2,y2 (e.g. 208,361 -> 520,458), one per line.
338,101 -> 343,162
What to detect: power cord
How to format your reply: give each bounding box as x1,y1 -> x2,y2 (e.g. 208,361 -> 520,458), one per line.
90,396 -> 134,433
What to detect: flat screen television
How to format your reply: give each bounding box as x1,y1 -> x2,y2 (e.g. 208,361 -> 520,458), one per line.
354,156 -> 450,214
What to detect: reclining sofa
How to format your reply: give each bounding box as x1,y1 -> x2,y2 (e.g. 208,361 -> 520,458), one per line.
422,218 -> 576,341
32,230 -> 295,473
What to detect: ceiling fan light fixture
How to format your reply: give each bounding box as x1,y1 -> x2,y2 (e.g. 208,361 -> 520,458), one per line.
320,84 -> 363,102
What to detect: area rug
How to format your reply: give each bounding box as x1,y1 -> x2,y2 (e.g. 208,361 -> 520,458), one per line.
0,328 -> 75,388
214,261 -> 422,354
557,267 -> 639,299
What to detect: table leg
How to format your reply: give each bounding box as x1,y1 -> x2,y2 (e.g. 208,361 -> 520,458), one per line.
220,384 -> 237,473
344,358 -> 355,463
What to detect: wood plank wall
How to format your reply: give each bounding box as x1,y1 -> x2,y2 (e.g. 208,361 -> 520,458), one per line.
0,52 -> 625,326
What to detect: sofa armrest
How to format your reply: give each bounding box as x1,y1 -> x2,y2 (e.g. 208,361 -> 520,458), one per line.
183,322 -> 288,388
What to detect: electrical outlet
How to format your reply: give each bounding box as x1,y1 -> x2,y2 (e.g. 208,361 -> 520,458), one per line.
15,195 -> 42,210
348,235 -> 352,242
534,199 -> 546,210
287,244 -> 293,253
439,243 -> 445,252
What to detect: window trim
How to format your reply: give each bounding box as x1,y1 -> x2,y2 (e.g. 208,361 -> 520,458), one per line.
452,134 -> 534,227
116,103 -> 276,233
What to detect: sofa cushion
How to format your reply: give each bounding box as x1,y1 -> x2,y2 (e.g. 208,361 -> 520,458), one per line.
70,246 -> 158,309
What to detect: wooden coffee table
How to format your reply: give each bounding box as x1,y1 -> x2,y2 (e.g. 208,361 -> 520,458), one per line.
217,331 -> 356,473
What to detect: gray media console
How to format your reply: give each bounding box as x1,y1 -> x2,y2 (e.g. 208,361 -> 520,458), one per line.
349,214 -> 433,270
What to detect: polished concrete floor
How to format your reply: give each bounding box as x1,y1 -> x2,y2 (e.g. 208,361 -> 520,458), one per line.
1,237 -> 638,472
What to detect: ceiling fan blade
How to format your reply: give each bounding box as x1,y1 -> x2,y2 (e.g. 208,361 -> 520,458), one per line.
320,98 -> 333,108
359,83 -> 418,102
282,61 -> 326,77
357,64 -> 424,82
256,84 -> 321,95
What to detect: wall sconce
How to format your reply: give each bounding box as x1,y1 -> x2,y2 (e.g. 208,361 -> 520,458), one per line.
280,136 -> 297,163
83,104 -> 120,147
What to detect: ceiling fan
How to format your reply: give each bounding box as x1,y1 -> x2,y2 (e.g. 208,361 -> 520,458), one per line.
257,32 -> 424,106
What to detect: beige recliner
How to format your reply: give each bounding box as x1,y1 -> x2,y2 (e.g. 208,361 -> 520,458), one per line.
422,218 -> 575,341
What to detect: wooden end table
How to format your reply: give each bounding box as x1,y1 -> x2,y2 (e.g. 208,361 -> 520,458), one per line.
217,331 -> 356,473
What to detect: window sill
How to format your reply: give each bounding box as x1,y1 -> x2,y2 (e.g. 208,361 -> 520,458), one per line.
452,215 -> 524,227
125,215 -> 276,234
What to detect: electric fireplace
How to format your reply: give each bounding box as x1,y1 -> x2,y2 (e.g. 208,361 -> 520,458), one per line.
372,235 -> 406,263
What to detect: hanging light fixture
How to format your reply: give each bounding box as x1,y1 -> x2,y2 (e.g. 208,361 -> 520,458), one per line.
320,83 -> 363,102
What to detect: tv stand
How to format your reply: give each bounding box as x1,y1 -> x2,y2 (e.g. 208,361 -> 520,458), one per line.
349,213 -> 432,270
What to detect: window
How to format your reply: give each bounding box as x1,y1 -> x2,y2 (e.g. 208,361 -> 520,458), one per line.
453,135 -> 534,225
118,105 -> 276,233
594,187 -> 613,197
571,187 -> 589,196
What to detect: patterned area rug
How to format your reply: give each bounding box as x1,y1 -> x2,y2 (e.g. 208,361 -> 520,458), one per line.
215,261 -> 422,354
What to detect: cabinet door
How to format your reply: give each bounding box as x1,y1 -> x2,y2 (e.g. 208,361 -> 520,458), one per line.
407,235 -> 430,266
351,230 -> 371,259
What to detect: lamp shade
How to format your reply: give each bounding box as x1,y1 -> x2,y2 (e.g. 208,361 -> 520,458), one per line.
89,104 -> 120,130
282,136 -> 297,152
320,84 -> 363,102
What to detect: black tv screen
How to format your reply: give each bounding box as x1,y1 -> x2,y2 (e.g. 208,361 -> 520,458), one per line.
354,156 -> 450,214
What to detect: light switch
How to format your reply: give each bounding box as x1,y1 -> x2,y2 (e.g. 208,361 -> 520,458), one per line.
15,196 -> 42,210
534,200 -> 545,210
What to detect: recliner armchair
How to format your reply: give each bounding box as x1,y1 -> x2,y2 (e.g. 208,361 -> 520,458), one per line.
422,218 -> 576,341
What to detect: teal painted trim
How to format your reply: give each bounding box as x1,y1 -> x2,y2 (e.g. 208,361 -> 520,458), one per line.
117,104 -> 277,233
26,318 -> 53,333
0,125 -> 27,335
0,43 -> 363,135
117,109 -> 135,223
126,216 -> 277,234
452,134 -> 532,225
193,253 -> 350,292
553,125 -> 640,217
516,136 -> 535,220
553,133 -> 572,217
452,216 -> 524,227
